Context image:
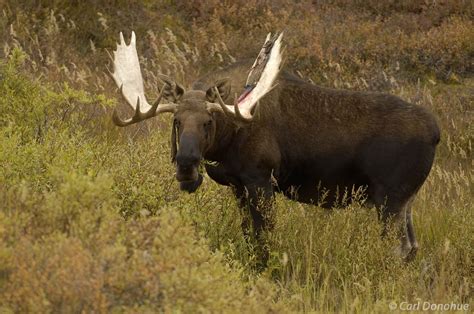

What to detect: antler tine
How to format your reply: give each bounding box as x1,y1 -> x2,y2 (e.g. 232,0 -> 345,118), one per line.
213,87 -> 235,116
212,87 -> 253,126
130,30 -> 136,46
135,96 -> 142,118
119,32 -> 125,45
233,101 -> 253,123
137,83 -> 167,121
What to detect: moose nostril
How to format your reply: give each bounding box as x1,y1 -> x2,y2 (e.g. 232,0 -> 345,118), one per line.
176,154 -> 200,167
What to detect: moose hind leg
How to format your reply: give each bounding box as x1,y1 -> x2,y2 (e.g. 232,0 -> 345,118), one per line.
381,199 -> 416,261
406,202 -> 419,261
372,186 -> 413,260
381,208 -> 413,260
384,196 -> 419,261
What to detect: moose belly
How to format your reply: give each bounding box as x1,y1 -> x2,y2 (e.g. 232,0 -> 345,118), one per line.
278,158 -> 369,207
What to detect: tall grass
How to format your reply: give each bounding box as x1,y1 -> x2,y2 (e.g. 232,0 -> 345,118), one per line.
0,1 -> 472,312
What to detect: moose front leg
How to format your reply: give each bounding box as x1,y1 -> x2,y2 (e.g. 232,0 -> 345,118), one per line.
206,161 -> 275,237
234,176 -> 275,267
245,182 -> 274,236
235,179 -> 274,237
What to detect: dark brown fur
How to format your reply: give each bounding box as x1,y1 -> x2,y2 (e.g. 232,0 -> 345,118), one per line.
171,60 -> 440,262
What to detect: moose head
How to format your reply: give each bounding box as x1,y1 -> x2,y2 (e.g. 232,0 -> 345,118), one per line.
110,31 -> 282,192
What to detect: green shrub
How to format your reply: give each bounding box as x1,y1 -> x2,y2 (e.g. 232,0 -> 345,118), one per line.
0,2 -> 472,312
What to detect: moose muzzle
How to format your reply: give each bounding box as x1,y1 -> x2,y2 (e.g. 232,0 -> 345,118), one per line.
175,133 -> 203,192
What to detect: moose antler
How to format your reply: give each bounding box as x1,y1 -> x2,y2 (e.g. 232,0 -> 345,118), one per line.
211,32 -> 283,123
110,31 -> 177,126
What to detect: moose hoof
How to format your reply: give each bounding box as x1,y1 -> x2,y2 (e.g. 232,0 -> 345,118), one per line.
179,174 -> 203,193
405,242 -> 419,262
392,243 -> 413,261
392,241 -> 419,262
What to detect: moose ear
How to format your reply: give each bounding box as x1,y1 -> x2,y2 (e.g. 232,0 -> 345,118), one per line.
159,75 -> 184,102
206,78 -> 231,102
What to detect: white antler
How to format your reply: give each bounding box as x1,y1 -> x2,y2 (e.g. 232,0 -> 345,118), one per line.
110,31 -> 177,126
112,31 -> 152,112
213,32 -> 283,122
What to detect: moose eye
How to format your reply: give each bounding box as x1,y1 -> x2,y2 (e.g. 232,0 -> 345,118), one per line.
174,119 -> 181,128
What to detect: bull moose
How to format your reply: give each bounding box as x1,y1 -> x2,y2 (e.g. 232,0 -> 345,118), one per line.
109,32 -> 440,262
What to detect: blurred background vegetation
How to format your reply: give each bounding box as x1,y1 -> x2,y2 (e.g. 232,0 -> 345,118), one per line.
0,0 -> 472,312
